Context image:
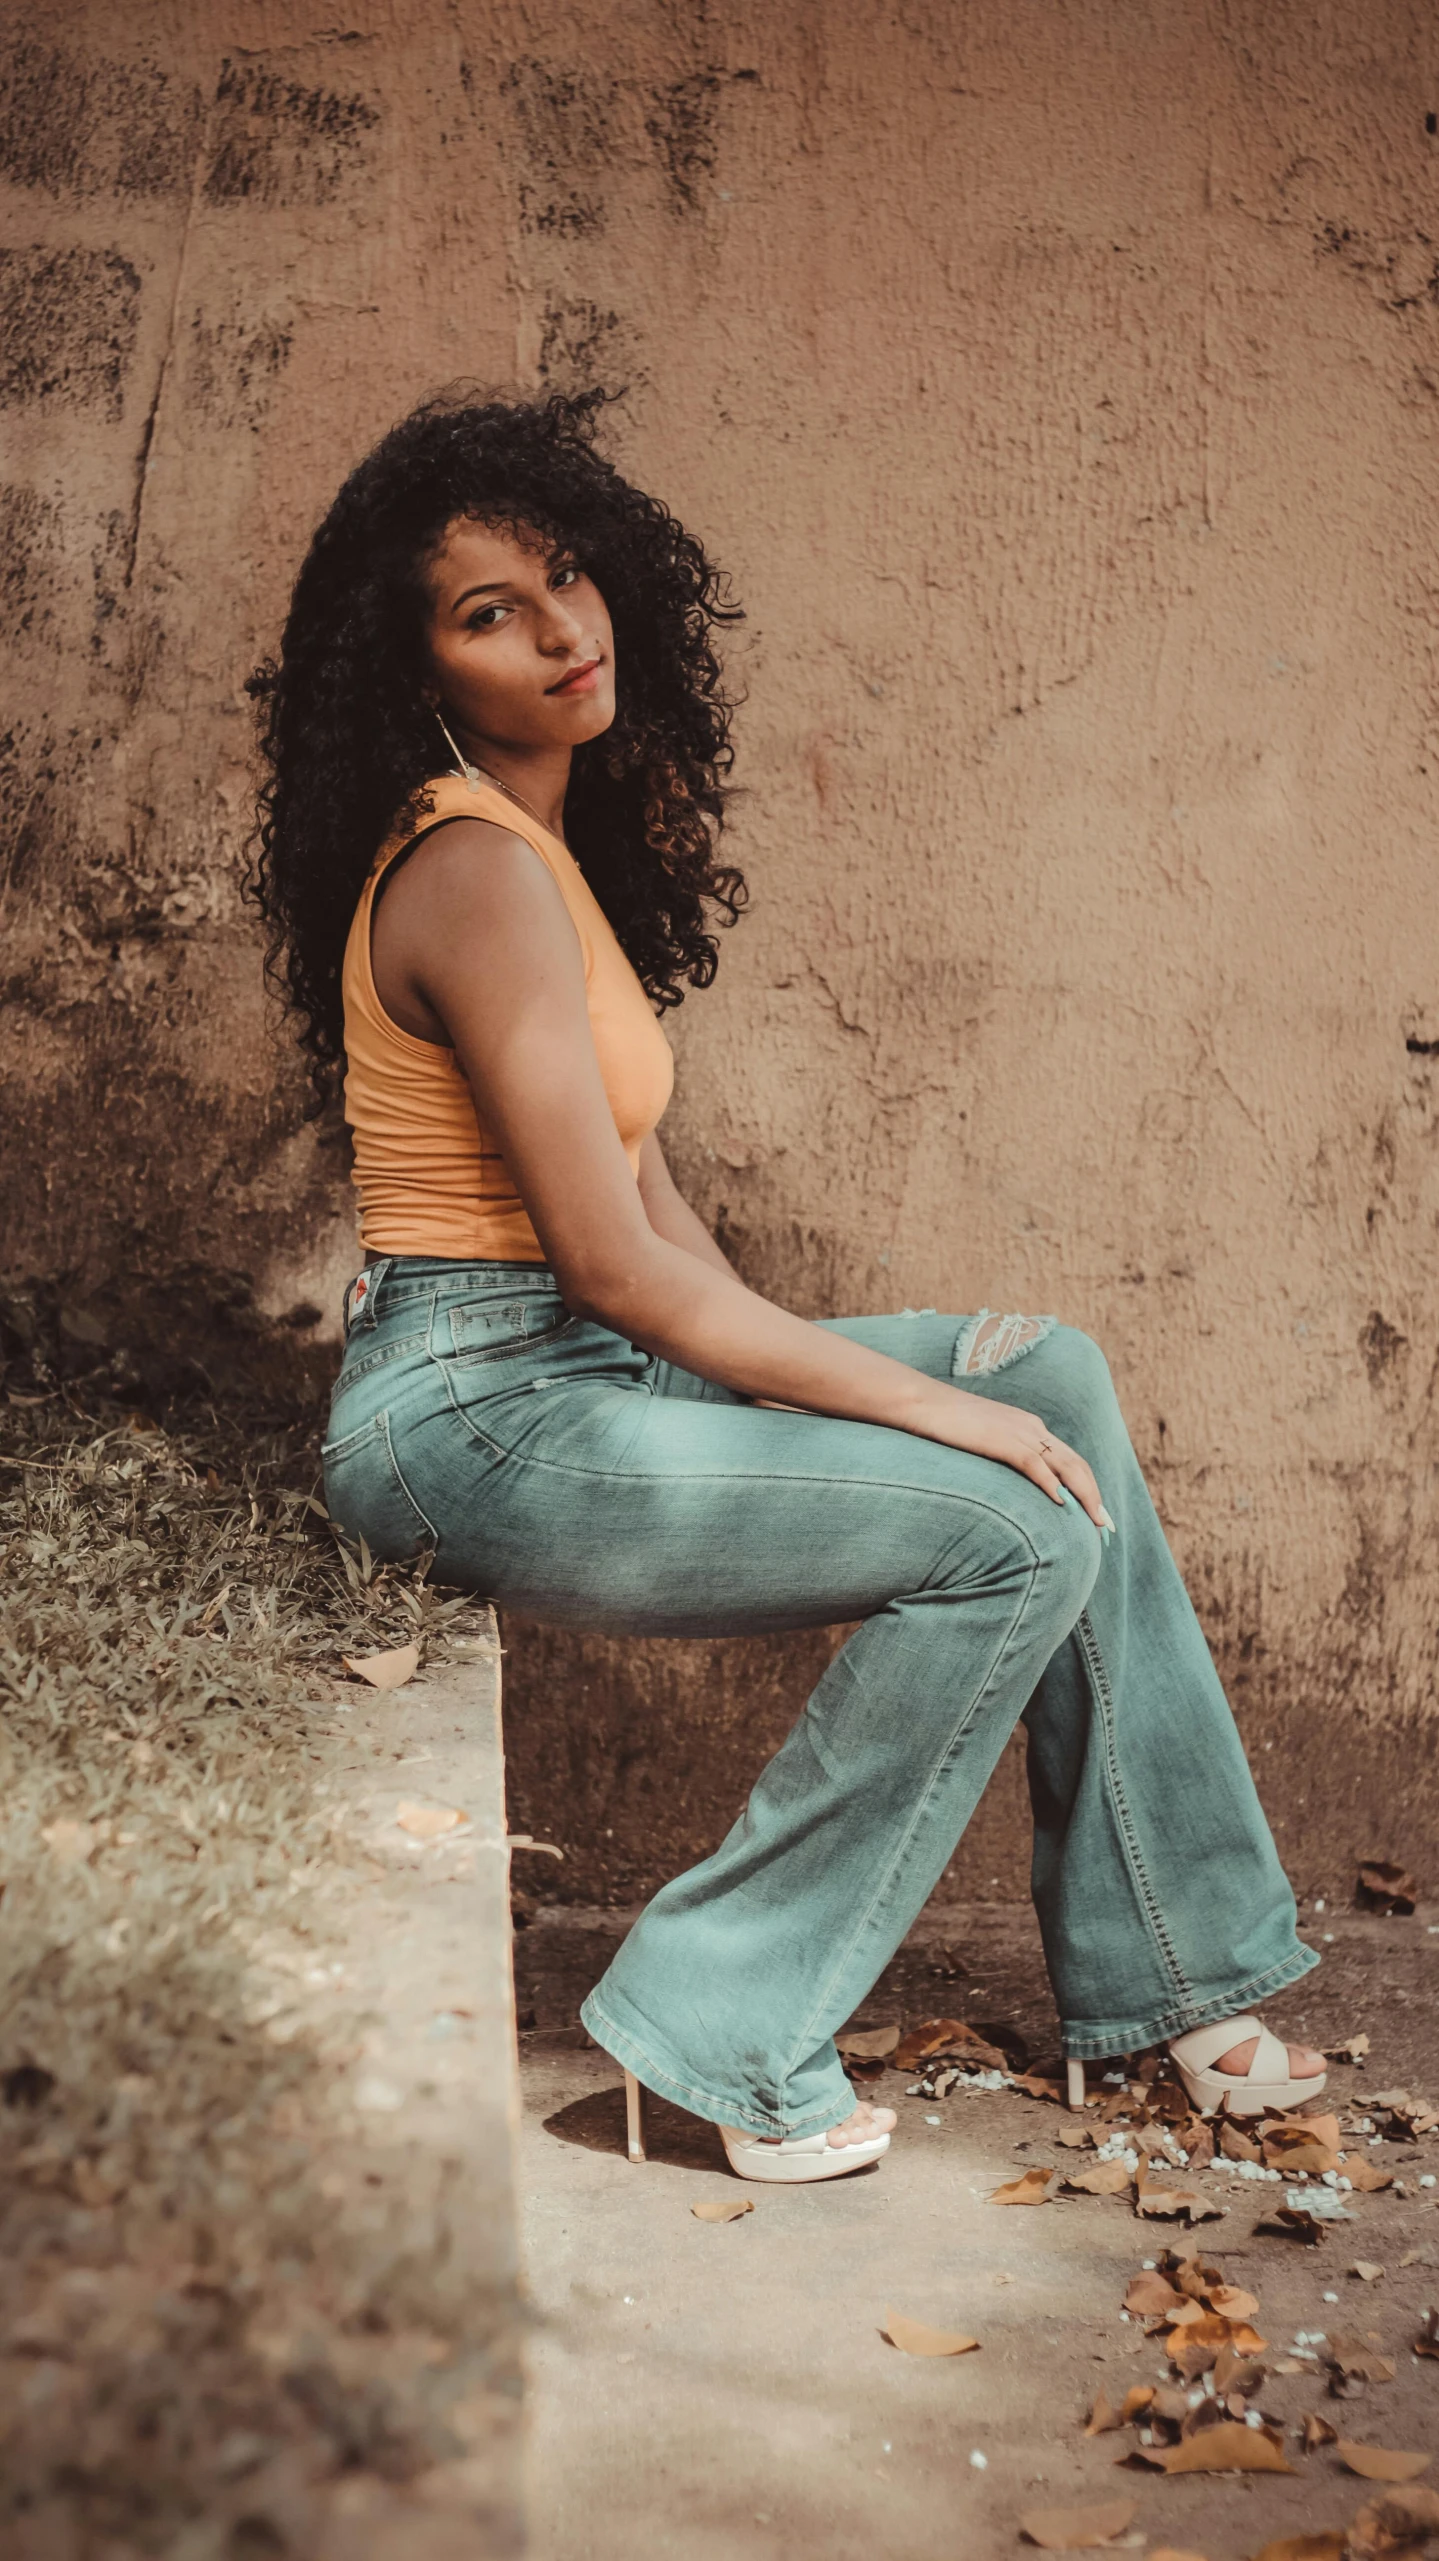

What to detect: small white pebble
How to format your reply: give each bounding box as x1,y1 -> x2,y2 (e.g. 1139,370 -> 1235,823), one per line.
1141,2260 -> 1156,2271
1120,2311 -> 1131,2323
925,2115 -> 941,2125
1322,2170 -> 1338,2187
1421,2174 -> 1436,2189
882,2441 -> 891,2452
1322,2291 -> 1339,2303
1338,2178 -> 1352,2191
1245,2409 -> 1263,2428
969,2450 -> 988,2471
1314,1899 -> 1325,1913
1322,1933 -> 1335,1944
623,2295 -> 635,2305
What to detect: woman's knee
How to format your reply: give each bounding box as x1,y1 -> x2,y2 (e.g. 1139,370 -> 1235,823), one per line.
1030,1493 -> 1102,1630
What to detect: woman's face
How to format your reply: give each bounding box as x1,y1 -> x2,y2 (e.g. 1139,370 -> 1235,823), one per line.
424,518 -> 616,758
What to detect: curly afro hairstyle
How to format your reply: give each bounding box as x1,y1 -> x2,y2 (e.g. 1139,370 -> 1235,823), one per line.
248,386 -> 747,1110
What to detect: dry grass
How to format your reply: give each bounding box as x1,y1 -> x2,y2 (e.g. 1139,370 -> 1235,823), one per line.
0,1386 -> 489,2554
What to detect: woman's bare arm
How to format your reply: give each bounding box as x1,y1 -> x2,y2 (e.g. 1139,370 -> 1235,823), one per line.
372,822 -> 1106,1522
636,1132 -> 738,1278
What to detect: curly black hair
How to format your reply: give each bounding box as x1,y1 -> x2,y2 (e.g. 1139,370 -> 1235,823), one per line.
248,387 -> 747,1110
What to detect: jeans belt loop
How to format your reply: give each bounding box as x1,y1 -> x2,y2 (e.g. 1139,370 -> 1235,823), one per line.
344,1259 -> 391,1338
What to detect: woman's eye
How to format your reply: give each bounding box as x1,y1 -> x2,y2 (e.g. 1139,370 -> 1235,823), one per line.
470,604 -> 508,630
552,564 -> 580,590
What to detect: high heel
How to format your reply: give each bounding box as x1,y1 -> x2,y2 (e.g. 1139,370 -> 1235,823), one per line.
625,2068 -> 647,2163
1067,2059 -> 1086,2111
621,2069 -> 890,2183
1167,2015 -> 1326,2118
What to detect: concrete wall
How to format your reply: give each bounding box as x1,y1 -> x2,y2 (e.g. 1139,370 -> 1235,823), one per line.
4,0 -> 1437,1901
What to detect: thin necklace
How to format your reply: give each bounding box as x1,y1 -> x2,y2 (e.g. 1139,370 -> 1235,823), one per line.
472,761 -> 565,843
433,708 -> 564,842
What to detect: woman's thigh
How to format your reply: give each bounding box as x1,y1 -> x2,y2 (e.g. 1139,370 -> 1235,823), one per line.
419,1372 -> 1088,1638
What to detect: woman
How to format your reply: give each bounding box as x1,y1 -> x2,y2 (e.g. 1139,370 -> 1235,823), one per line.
251,389 -> 1322,2184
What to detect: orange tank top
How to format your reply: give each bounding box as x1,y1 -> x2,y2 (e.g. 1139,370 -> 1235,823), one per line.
341,773 -> 675,1260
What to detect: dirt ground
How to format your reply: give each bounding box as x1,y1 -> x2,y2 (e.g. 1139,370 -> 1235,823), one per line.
517,1900 -> 1439,2561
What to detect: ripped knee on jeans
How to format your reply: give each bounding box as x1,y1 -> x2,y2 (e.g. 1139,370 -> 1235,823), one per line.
953,1309 -> 1056,1378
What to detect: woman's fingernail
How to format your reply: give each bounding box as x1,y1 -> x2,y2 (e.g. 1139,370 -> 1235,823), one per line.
1098,1507 -> 1117,1534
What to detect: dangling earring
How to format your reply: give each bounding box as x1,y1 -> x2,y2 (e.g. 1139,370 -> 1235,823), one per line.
434,706 -> 481,795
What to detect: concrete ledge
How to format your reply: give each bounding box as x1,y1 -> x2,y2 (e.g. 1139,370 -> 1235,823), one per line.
234,1613 -> 528,2559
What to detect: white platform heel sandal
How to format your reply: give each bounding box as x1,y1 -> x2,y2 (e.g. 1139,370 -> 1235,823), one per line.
623,2070 -> 890,2183
1166,2015 -> 1326,2118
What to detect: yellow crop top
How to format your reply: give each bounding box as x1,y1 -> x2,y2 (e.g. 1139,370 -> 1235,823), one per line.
340,773 -> 675,1260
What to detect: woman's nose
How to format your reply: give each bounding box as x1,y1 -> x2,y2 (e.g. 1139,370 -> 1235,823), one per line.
539,595 -> 586,651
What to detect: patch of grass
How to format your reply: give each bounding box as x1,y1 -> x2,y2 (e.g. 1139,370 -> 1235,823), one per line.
0,1389 -> 490,2551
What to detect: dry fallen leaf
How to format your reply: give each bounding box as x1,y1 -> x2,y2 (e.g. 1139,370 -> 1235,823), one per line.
1055,2123 -> 1095,2149
1220,2120 -> 1264,2163
1018,2499 -> 1136,2550
395,1800 -> 468,1839
1065,2162 -> 1132,2196
1146,2550 -> 1211,2561
1130,2418 -> 1294,2474
1350,2261 -> 1386,2283
1212,2345 -> 1264,2396
1347,2487 -> 1439,2556
1207,2283 -> 1260,2322
892,2017 -> 1009,2072
1258,2207 -> 1326,2244
1084,2389 -> 1125,2437
1303,2413 -> 1340,2450
990,2167 -> 1055,2207
344,1643 -> 420,1691
1414,2309 -> 1439,2361
1336,2443 -> 1432,2484
881,2306 -> 980,2357
1125,2270 -> 1186,2318
1355,1860 -> 1417,1916
1326,2334 -> 1396,2384
1135,2176 -> 1222,2224
1250,2539 -> 1346,2561
1324,2033 -> 1371,2065
1167,2313 -> 1268,2381
40,1818 -> 98,1866
691,2197 -> 754,2223
1012,2073 -> 1066,2102
1344,2157 -> 1394,2194
1263,2122 -> 1341,2176
836,2024 -> 900,2060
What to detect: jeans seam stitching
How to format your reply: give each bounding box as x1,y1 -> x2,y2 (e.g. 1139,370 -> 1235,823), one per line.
1075,1605 -> 1194,2006
377,1409 -> 441,1550
397,1401 -> 1056,1551
776,1554 -> 1048,2104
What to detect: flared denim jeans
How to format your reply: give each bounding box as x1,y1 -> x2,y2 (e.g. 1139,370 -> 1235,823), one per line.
323,1256 -> 1316,2138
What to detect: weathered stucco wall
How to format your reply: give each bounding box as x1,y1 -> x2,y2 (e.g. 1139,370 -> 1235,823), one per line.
4,0 -> 1437,1900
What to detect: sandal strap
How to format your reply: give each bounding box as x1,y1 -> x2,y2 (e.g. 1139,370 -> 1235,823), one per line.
1169,2015 -> 1264,2077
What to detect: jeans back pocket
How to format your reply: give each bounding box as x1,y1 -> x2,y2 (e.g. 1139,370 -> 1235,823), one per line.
446,1295 -> 576,1364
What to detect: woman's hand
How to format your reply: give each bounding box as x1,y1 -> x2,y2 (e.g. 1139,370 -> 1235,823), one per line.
919,1386 -> 1109,1527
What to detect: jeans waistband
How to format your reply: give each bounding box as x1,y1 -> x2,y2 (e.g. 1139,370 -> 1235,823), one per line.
344,1255 -> 559,1338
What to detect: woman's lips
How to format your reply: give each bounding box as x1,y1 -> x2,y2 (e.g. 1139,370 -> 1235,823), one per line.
547,659 -> 602,696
